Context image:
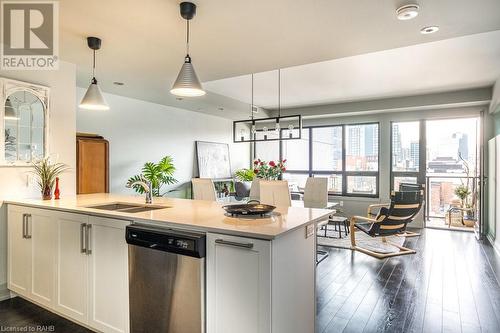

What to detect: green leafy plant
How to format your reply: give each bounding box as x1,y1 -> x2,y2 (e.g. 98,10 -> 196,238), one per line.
234,168 -> 255,182
454,184 -> 470,202
253,159 -> 286,180
31,157 -> 69,199
128,156 -> 177,197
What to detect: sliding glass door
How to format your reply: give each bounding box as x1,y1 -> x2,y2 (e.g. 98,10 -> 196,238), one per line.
425,117 -> 480,232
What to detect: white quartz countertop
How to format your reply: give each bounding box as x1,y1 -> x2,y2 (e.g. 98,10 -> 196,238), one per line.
4,193 -> 334,240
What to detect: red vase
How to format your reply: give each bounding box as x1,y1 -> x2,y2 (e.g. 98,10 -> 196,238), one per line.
54,177 -> 60,200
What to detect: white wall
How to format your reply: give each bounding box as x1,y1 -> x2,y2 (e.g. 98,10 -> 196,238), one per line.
491,78 -> 500,114
76,88 -> 250,196
0,61 -> 77,299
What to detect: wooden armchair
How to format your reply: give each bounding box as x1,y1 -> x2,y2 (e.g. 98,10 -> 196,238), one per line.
350,190 -> 423,259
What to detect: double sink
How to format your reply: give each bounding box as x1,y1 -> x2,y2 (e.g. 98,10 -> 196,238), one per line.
86,202 -> 168,213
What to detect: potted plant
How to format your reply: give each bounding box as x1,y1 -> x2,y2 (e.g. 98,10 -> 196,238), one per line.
234,168 -> 255,182
455,153 -> 477,227
233,168 -> 255,197
454,184 -> 470,207
31,157 -> 69,200
128,156 -> 178,197
253,159 -> 286,180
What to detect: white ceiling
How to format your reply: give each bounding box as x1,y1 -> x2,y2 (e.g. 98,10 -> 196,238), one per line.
58,0 -> 500,118
204,30 -> 500,109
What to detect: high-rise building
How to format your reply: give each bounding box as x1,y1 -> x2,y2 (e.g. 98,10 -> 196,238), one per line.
347,126 -> 361,156
364,125 -> 379,157
410,141 -> 419,169
458,133 -> 469,161
392,124 -> 402,163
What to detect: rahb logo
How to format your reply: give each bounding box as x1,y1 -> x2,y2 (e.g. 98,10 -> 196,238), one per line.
1,1 -> 59,70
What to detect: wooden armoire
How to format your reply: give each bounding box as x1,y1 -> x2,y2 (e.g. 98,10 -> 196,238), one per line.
76,133 -> 109,194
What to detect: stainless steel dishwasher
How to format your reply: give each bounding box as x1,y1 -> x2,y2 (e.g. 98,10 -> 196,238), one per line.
126,224 -> 206,333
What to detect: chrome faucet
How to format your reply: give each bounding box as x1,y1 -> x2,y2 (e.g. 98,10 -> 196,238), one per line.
126,177 -> 153,204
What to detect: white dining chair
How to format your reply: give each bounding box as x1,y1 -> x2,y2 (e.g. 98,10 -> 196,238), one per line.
302,177 -> 330,264
249,178 -> 260,201
303,177 -> 328,208
191,178 -> 217,201
259,180 -> 291,207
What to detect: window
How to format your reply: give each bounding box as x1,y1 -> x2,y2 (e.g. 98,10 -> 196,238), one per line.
282,128 -> 309,170
312,127 -> 342,171
347,176 -> 377,195
391,121 -> 421,190
345,124 -> 378,171
279,123 -> 379,197
254,141 -> 279,162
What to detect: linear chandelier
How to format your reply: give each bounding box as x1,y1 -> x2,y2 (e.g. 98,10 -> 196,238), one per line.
233,69 -> 302,143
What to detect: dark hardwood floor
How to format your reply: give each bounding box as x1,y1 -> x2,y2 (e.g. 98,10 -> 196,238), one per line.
1,228 -> 499,333
316,228 -> 500,333
0,297 -> 93,332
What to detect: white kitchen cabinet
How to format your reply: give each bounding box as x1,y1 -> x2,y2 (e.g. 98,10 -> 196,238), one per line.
7,205 -> 130,333
30,209 -> 57,307
55,212 -> 89,323
207,233 -> 271,333
7,206 -> 57,307
88,216 -> 129,333
7,206 -> 32,297
207,226 -> 316,333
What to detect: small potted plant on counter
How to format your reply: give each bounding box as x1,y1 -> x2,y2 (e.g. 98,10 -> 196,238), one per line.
31,157 -> 69,200
233,168 -> 255,197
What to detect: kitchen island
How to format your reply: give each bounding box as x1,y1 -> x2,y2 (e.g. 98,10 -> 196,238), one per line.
5,194 -> 333,333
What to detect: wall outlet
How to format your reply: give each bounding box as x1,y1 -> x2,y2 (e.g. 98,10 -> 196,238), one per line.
339,201 -> 344,207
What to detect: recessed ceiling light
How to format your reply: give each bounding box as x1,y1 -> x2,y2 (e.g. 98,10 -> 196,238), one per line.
113,81 -> 124,86
396,4 -> 420,20
420,26 -> 439,34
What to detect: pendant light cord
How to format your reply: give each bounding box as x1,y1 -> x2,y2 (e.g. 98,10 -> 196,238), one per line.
251,73 -> 254,120
186,20 -> 190,55
92,49 -> 96,78
278,69 -> 281,117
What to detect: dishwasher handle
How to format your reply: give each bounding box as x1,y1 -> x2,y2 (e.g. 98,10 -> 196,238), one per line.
215,239 -> 254,249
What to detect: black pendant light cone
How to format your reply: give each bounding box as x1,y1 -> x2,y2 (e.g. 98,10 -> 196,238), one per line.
170,2 -> 206,97
4,98 -> 18,120
80,37 -> 110,110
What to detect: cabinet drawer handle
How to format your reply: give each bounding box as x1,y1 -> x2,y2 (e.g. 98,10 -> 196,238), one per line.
80,223 -> 87,254
22,214 -> 27,239
24,214 -> 32,239
215,239 -> 254,249
86,224 -> 92,255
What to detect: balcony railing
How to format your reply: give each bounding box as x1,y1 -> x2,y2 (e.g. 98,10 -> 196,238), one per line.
424,174 -> 479,219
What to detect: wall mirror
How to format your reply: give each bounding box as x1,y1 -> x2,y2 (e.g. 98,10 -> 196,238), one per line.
1,78 -> 49,166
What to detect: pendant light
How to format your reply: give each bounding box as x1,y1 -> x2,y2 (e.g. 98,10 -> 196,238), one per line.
79,37 -> 110,110
4,98 -> 19,120
170,2 -> 206,97
233,69 -> 302,143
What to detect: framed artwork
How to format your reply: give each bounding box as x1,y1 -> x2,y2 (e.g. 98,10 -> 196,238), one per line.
195,141 -> 232,179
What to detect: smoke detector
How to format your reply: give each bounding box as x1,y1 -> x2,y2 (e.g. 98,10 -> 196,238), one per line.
396,4 -> 420,20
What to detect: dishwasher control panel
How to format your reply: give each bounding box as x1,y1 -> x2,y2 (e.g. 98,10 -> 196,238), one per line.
126,224 -> 206,258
